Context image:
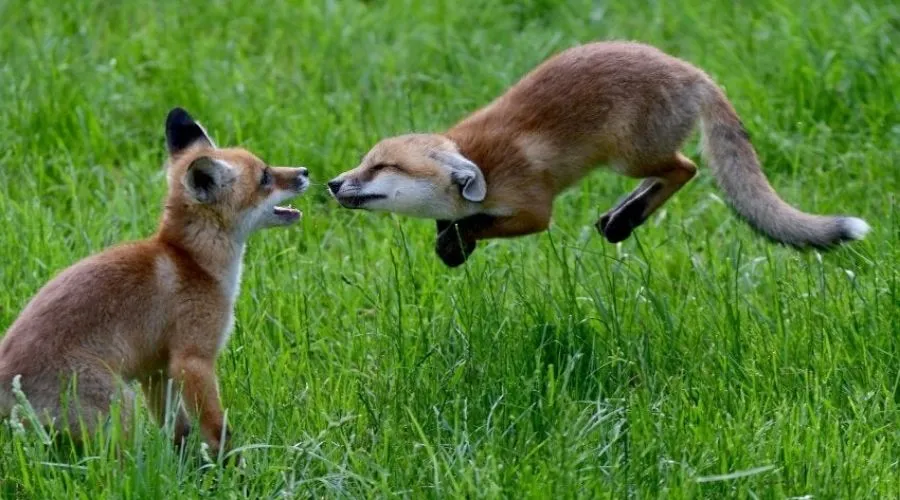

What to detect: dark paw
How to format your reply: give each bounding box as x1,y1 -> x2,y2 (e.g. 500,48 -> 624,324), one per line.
436,227 -> 477,267
173,423 -> 192,451
436,219 -> 452,234
595,212 -> 612,234
597,203 -> 645,244
602,214 -> 636,243
222,448 -> 244,468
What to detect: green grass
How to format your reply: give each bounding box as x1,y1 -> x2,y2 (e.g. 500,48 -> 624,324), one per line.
0,0 -> 898,497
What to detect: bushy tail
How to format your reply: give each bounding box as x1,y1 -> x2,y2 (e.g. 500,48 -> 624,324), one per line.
698,85 -> 870,248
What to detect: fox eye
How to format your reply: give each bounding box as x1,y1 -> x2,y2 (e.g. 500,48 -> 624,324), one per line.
371,163 -> 396,173
260,168 -> 272,187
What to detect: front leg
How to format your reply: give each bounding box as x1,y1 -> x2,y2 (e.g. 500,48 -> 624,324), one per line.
168,354 -> 232,458
466,211 -> 550,240
435,215 -> 492,267
435,210 -> 551,267
436,219 -> 452,234
141,374 -> 191,449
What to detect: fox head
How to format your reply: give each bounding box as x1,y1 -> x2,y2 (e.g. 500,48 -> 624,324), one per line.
163,108 -> 309,240
327,134 -> 487,220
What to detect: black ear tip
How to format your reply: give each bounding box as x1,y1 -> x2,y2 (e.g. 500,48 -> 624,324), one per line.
165,107 -> 213,154
166,107 -> 194,129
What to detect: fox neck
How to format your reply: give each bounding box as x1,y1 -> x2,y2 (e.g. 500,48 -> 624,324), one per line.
444,128 -> 530,216
156,206 -> 247,302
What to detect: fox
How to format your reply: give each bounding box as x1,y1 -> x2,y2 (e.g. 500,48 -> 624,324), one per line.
327,41 -> 870,267
0,108 -> 309,456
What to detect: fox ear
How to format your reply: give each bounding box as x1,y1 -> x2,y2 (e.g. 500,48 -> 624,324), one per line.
165,107 -> 216,157
434,151 -> 487,202
182,157 -> 231,203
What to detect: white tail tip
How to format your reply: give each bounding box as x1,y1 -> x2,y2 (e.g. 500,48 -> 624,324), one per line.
842,217 -> 871,240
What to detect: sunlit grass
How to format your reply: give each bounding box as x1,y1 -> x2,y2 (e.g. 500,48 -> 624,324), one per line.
0,0 -> 897,497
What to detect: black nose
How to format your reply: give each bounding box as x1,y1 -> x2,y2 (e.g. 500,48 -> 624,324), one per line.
327,179 -> 344,194
298,167 -> 309,177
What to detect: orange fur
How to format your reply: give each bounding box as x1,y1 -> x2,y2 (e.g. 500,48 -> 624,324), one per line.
0,108 -> 309,455
331,41 -> 869,267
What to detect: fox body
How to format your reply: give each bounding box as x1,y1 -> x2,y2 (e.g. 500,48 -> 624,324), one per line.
328,41 -> 869,267
0,109 -> 309,454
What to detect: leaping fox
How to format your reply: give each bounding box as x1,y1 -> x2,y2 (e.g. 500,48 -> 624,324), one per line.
328,41 -> 869,267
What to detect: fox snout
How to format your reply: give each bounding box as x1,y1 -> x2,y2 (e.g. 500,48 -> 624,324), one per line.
260,166 -> 310,227
326,175 -> 388,210
282,167 -> 310,193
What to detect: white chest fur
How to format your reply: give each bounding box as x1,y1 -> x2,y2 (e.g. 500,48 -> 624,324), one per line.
217,248 -> 244,353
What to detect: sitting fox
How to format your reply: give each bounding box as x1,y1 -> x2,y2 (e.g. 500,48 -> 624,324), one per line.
328,41 -> 869,267
0,108 -> 309,455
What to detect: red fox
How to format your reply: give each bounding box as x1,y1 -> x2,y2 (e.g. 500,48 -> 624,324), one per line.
0,108 -> 309,456
328,41 -> 870,267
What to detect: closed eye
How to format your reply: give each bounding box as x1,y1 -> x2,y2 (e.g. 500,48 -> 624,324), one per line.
363,163 -> 400,182
371,163 -> 400,174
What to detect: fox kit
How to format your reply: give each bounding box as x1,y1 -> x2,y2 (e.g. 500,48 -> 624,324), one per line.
328,41 -> 870,267
0,108 -> 309,455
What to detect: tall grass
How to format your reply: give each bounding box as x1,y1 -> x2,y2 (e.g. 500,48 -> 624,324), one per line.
0,0 -> 897,497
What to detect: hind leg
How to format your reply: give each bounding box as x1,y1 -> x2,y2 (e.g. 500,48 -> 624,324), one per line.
597,153 -> 697,243
47,370 -> 135,446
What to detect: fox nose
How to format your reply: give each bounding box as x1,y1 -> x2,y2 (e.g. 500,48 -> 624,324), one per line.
298,167 -> 309,177
327,179 -> 344,194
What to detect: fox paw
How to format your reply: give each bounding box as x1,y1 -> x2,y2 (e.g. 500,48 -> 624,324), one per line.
173,424 -> 192,452
596,205 -> 644,244
436,227 -> 477,267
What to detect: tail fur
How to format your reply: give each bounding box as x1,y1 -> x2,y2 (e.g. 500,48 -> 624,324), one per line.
698,84 -> 870,248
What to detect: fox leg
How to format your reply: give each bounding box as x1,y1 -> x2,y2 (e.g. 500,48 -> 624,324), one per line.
436,209 -> 551,267
168,354 -> 232,458
34,368 -> 136,447
597,154 -> 697,243
436,215 -> 490,267
435,219 -> 455,242
141,374 -> 191,448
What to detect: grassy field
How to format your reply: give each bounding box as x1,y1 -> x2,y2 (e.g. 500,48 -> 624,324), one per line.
0,0 -> 898,497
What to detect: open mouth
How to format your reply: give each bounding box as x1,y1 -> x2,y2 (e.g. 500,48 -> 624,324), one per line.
336,193 -> 387,209
273,205 -> 302,223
